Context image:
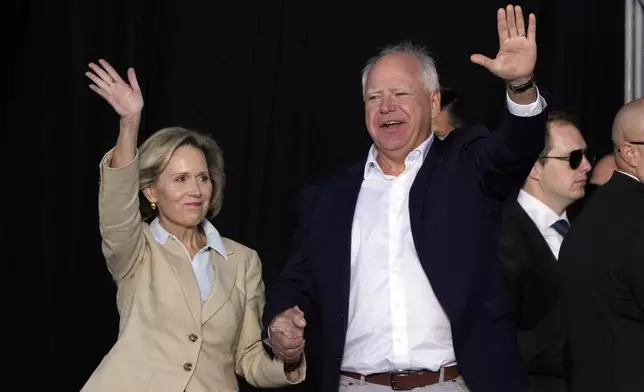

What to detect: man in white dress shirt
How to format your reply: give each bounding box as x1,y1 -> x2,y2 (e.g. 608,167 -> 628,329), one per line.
498,111 -> 592,392
263,5 -> 549,392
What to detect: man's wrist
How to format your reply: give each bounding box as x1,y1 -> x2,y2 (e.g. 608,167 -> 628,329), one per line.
505,74 -> 535,94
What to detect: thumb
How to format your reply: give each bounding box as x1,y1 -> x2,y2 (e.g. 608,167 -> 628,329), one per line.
470,54 -> 494,70
290,306 -> 306,328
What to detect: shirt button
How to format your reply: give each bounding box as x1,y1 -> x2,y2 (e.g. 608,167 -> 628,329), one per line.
183,362 -> 193,372
188,334 -> 198,342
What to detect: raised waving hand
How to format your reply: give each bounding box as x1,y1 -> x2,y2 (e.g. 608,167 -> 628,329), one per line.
470,5 -> 537,85
85,59 -> 143,120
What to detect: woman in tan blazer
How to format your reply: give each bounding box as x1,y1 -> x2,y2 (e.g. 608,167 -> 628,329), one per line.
81,59 -> 305,392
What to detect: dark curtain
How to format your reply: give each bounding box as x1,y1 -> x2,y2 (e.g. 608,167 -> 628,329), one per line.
6,0 -> 622,391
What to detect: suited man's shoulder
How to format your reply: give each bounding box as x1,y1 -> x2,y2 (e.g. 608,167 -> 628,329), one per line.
293,159 -> 366,204
440,123 -> 495,150
499,198 -> 527,243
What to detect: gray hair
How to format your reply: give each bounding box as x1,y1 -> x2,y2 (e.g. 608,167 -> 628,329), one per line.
361,42 -> 440,99
138,127 -> 225,220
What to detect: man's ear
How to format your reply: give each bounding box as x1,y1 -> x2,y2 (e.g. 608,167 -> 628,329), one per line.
430,90 -> 441,120
528,160 -> 543,182
619,143 -> 638,168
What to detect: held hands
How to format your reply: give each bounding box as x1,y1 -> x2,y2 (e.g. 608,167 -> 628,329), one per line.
470,4 -> 537,86
269,306 -> 306,365
85,59 -> 143,120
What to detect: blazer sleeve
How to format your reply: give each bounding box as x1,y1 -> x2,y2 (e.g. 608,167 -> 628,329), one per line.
497,213 -> 524,318
235,250 -> 306,387
98,149 -> 146,282
462,101 -> 548,200
262,184 -> 319,334
625,225 -> 644,307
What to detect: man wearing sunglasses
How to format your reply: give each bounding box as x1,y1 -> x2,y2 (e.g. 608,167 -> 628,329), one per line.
498,111 -> 591,392
558,97 -> 644,392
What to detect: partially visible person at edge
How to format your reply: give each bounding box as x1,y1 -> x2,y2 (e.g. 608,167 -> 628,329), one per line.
433,87 -> 469,140
558,97 -> 644,392
263,5 -> 546,392
80,59 -> 305,392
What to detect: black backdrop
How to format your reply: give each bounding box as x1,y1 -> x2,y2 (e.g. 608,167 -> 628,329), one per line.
7,0 -> 623,391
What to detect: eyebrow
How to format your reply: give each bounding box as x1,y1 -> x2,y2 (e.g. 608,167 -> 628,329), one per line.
170,171 -> 209,177
366,87 -> 409,95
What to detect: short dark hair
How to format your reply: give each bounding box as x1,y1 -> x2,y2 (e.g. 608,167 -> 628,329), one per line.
540,110 -> 580,157
439,87 -> 467,128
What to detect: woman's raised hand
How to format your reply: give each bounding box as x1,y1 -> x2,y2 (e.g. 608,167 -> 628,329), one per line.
86,59 -> 143,120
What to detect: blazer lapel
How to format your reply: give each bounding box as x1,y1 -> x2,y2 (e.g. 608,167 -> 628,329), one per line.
409,139 -> 445,237
163,240 -> 203,326
514,203 -> 558,278
202,249 -> 238,324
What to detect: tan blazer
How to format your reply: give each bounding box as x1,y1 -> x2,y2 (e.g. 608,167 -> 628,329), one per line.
81,150 -> 304,392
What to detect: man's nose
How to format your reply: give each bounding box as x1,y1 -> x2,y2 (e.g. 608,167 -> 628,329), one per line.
580,156 -> 592,172
379,95 -> 395,113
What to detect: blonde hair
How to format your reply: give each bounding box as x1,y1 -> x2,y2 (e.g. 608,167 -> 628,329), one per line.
138,127 -> 225,220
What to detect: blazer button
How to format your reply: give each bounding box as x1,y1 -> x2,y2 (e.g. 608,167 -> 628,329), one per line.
188,333 -> 198,342
183,362 -> 193,372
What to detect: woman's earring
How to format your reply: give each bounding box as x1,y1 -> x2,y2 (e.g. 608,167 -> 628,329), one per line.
150,202 -> 157,210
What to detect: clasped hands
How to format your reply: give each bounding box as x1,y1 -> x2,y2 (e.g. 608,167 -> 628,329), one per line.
268,306 -> 307,366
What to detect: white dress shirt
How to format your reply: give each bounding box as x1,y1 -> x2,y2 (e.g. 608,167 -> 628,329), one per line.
341,92 -> 547,374
616,170 -> 641,182
516,189 -> 569,260
149,218 -> 228,302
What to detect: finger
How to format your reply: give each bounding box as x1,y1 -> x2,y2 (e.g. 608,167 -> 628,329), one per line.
514,5 -> 526,37
127,68 -> 140,91
89,84 -> 110,101
88,62 -> 113,84
272,341 -> 303,361
271,323 -> 303,339
279,349 -> 303,363
273,330 -> 303,345
293,316 -> 306,328
527,13 -> 537,42
506,4 -> 517,38
274,336 -> 304,353
98,59 -> 125,84
270,324 -> 293,339
282,342 -> 305,358
287,307 -> 307,327
497,7 -> 509,42
470,54 -> 494,70
86,71 -> 110,90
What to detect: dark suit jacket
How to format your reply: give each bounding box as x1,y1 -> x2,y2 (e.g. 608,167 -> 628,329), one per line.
263,108 -> 547,392
499,200 -> 569,383
558,172 -> 644,392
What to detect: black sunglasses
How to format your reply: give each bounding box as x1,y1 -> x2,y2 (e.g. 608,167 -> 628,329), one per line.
539,148 -> 589,169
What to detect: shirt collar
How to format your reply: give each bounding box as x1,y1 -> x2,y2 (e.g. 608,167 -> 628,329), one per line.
616,170 -> 641,182
363,133 -> 434,179
517,189 -> 568,232
149,217 -> 228,260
